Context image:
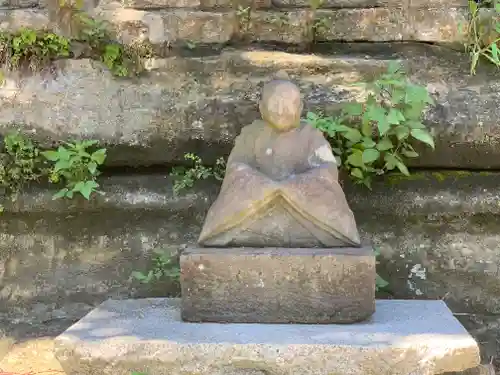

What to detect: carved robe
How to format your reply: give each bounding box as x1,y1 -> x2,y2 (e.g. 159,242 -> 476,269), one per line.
198,120 -> 361,248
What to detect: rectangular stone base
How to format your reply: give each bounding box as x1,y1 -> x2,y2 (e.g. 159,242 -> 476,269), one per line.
180,246 -> 375,323
54,298 -> 480,375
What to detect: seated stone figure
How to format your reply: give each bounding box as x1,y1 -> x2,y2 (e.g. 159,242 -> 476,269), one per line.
198,74 -> 361,248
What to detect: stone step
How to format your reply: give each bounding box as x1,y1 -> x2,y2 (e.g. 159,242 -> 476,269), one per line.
271,0 -> 468,7
53,298 -> 480,375
0,44 -> 499,168
0,6 -> 469,44
9,0 -> 471,8
0,172 -> 500,366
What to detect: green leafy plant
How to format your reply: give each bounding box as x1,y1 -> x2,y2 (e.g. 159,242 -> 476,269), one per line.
171,153 -> 226,196
374,247 -> 389,292
307,62 -> 435,188
131,248 -> 180,284
307,0 -> 325,43
0,28 -> 70,72
41,140 -> 107,200
236,5 -> 252,33
464,0 -> 500,74
0,132 -> 47,211
75,14 -> 151,77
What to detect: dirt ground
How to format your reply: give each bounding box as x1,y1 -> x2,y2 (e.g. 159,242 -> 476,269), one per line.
0,338 -> 65,375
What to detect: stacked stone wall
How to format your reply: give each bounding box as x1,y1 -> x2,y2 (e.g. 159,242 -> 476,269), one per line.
1,0 -> 500,372
0,0 -> 470,46
2,0 -> 498,170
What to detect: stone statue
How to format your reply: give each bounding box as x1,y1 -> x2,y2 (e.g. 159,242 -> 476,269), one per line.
198,73 -> 361,248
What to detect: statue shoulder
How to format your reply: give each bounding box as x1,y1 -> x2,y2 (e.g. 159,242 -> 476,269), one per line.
228,120 -> 265,165
240,120 -> 266,135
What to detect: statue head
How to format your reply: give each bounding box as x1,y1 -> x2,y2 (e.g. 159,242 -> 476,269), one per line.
259,72 -> 303,132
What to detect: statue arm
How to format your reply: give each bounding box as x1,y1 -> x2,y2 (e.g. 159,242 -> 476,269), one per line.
302,128 -> 340,179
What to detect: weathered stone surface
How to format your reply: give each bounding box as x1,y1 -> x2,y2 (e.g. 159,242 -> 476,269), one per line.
456,313 -> 500,371
0,0 -> 40,8
272,0 -> 468,7
97,0 -> 270,9
198,78 -> 360,248
406,7 -> 468,43
91,9 -> 235,45
0,175 -> 207,319
54,298 -> 479,375
181,247 -> 375,323
0,208 -> 188,310
97,0 -> 203,8
315,8 -> 467,43
243,10 -> 310,43
0,9 -> 51,32
1,44 -> 498,168
315,8 -> 407,42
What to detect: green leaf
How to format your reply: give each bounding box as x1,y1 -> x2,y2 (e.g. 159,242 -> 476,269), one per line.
41,150 -> 60,161
307,112 -> 319,122
376,274 -> 389,289
54,159 -> 72,172
407,121 -> 426,129
403,105 -> 425,121
361,137 -> 376,148
362,148 -> 380,164
91,149 -> 107,164
376,117 -> 390,136
52,188 -> 68,200
384,153 -> 398,170
57,146 -> 71,160
387,61 -> 401,74
395,125 -> 410,140
402,149 -> 419,158
88,161 -> 98,174
347,150 -> 364,168
362,176 -> 372,189
376,138 -> 393,151
364,105 -> 387,133
391,88 -> 405,103
76,180 -> 99,200
361,120 -> 372,137
343,128 -> 363,143
405,84 -> 433,105
469,0 -> 477,14
492,43 -> 499,64
342,102 -> 364,116
387,109 -> 404,125
350,168 -> 364,179
411,128 -> 435,149
396,161 -> 410,176
79,139 -> 99,148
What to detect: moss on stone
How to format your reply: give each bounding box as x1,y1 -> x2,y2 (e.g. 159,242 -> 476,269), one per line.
385,172 -> 429,185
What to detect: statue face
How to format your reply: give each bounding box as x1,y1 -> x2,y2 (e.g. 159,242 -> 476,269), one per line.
259,80 -> 303,132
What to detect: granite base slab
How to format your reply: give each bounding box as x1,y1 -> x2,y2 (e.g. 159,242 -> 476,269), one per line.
181,246 -> 375,324
54,298 -> 480,375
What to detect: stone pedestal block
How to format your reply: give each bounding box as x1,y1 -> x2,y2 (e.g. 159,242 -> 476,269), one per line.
180,246 -> 375,324
53,298 -> 481,375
